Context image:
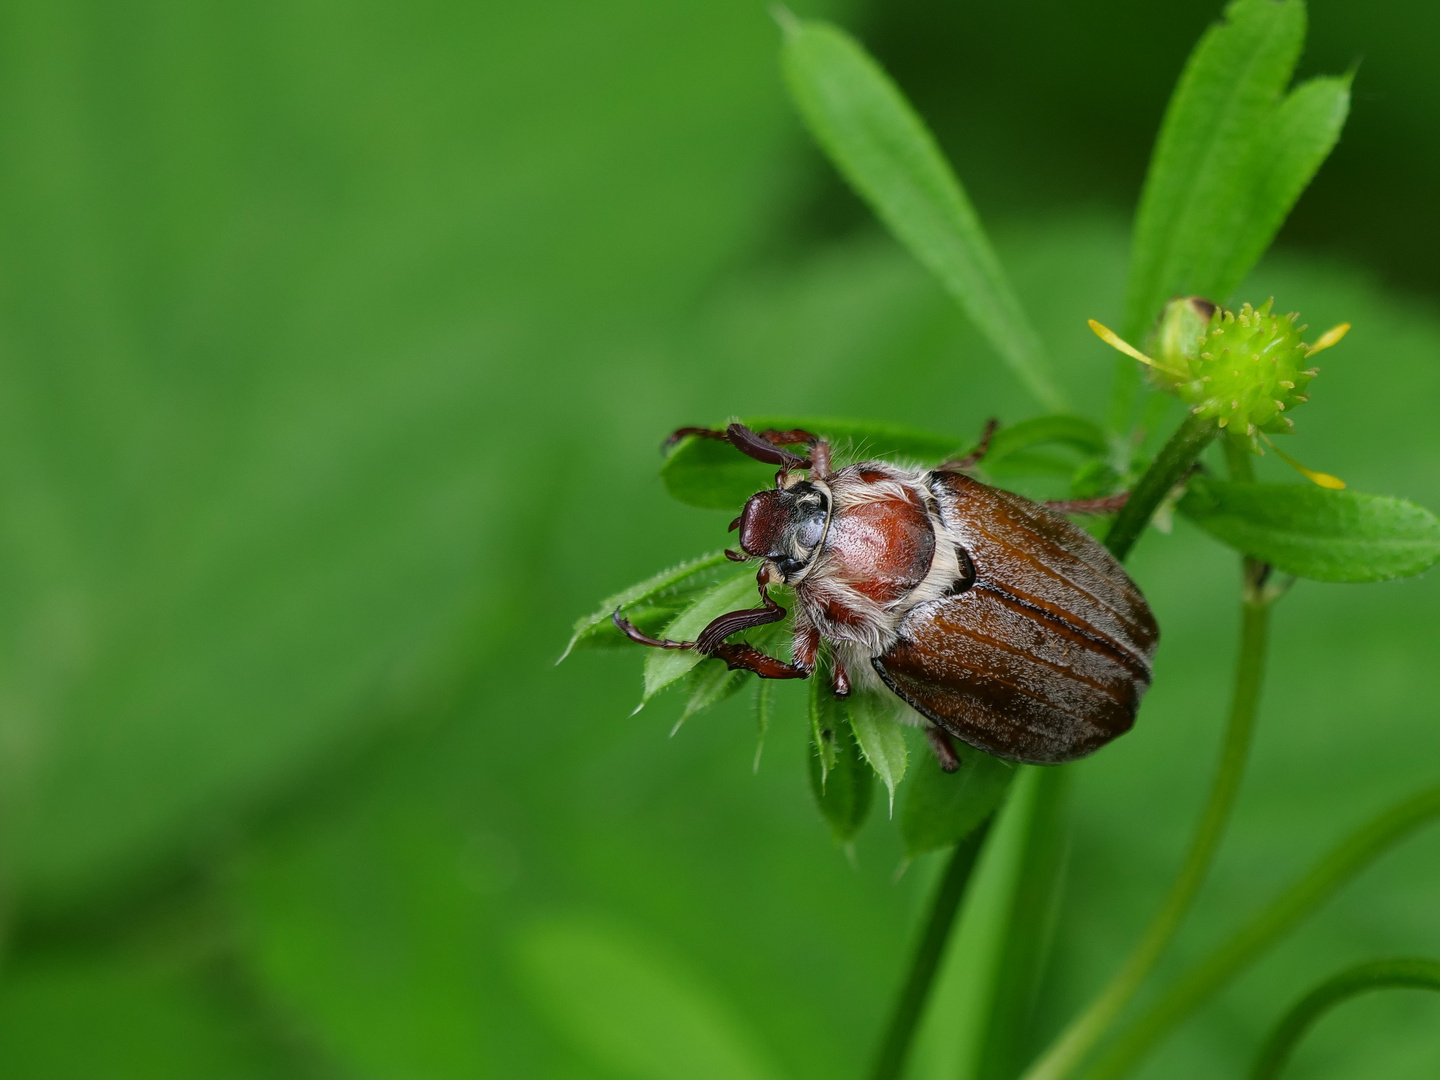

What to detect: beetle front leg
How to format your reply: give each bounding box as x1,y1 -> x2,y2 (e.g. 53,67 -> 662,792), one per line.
709,642 -> 811,679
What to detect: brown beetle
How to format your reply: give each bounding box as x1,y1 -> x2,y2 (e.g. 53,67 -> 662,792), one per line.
615,423 -> 1158,770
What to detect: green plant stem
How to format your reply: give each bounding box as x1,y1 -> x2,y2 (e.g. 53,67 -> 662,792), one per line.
1079,784 -> 1440,1080
1250,958 -> 1440,1080
1105,412 -> 1219,561
869,817 -> 993,1080
1019,588 -> 1272,1080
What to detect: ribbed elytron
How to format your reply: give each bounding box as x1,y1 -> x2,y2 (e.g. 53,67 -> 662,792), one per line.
615,423 -> 1158,770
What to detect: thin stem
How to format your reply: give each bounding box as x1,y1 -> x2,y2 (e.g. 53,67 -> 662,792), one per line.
869,818 -> 993,1080
1080,784 -> 1440,1080
1250,958 -> 1440,1080
1104,412 -> 1218,561
1019,588 -> 1272,1080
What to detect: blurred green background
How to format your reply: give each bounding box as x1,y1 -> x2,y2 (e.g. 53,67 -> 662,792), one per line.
0,1 -> 1437,1077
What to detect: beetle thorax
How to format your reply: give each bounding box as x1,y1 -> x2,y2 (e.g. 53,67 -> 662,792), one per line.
791,463 -> 966,660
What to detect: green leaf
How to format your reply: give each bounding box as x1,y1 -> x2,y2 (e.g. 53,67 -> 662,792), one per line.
971,768 -> 1072,1080
1178,477 -> 1440,582
641,571 -> 758,700
907,765 -> 1044,1079
677,664 -> 749,731
662,415 -> 969,510
1213,73 -> 1351,303
807,667 -> 873,841
752,679 -> 775,773
808,666 -> 842,781
515,916 -> 785,1080
900,745 -> 1015,859
807,710 -> 873,845
780,18 -> 1068,412
984,414 -> 1110,470
1124,0 -> 1330,339
561,551 -> 735,659
845,691 -> 909,815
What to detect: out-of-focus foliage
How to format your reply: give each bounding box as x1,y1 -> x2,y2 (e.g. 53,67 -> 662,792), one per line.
1,1 -> 1439,1078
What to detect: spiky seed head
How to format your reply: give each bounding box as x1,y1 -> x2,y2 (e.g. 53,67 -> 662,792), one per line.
1150,297 -> 1321,453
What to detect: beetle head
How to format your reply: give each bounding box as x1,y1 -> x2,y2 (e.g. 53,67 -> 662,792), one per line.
736,480 -> 831,582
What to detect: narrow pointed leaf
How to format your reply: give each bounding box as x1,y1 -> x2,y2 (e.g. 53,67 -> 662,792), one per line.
845,691 -> 909,814
1178,477 -> 1440,582
677,664 -> 749,729
781,19 -> 1067,411
676,620 -> 788,727
642,571 -> 759,699
662,416 -> 968,510
807,707 -> 872,843
1213,73 -> 1351,302
752,679 -> 775,773
972,767 -> 1072,1080
900,746 -> 1015,858
562,551 -> 735,659
808,667 -> 842,781
1124,0 -> 1307,339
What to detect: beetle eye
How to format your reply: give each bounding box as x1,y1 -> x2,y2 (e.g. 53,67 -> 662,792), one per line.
796,514 -> 825,549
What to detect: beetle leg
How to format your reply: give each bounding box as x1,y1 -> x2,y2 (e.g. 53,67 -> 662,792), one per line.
808,439 -> 832,479
709,641 -> 810,679
694,570 -> 789,653
1045,492 -> 1130,515
792,619 -> 820,672
612,612 -> 811,679
662,423 -> 820,472
941,418 -> 999,470
611,612 -> 689,650
830,656 -> 851,698
925,726 -> 962,773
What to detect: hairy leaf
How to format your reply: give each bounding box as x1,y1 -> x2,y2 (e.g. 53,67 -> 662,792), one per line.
642,571 -> 758,700
1179,477 -> 1440,582
676,620 -> 788,727
807,707 -> 873,844
662,415 -> 968,510
845,691 -> 909,814
677,664 -> 749,730
780,18 -> 1067,411
808,667 -> 842,781
752,679 -> 775,773
562,551 -> 737,659
900,746 -> 1015,859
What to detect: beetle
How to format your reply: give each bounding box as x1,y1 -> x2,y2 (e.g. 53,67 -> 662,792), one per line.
614,422 -> 1158,770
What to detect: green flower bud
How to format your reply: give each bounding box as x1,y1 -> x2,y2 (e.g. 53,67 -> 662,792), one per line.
1150,298 -> 1319,451
1152,296 -> 1215,373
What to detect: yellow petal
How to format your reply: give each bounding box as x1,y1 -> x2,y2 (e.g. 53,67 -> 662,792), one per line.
1263,435 -> 1346,489
1087,319 -> 1187,377
1306,322 -> 1350,357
